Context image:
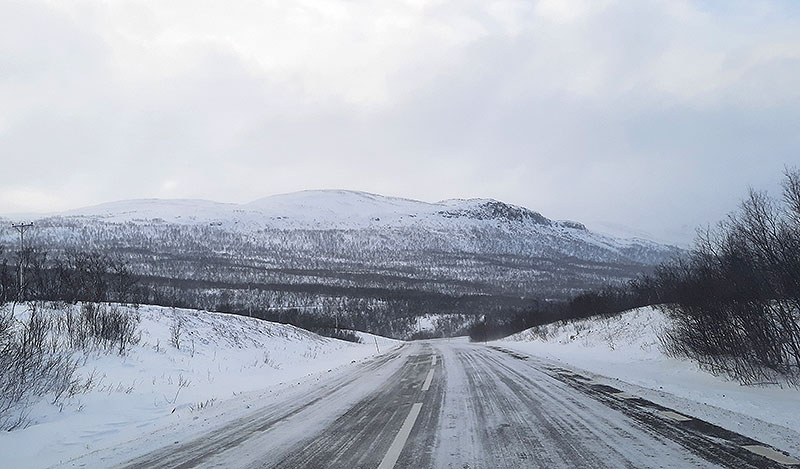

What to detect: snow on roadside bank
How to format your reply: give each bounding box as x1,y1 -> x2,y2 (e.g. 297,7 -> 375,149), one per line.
0,303 -> 402,469
496,306 -> 800,457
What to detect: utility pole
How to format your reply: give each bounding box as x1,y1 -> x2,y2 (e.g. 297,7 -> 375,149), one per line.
11,222 -> 33,299
12,222 -> 33,249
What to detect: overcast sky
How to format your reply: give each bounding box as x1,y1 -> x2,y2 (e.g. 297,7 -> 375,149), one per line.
2,0 -> 799,244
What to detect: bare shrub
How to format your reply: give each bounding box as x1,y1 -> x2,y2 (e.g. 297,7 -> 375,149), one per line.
315,327 -> 361,343
0,305 -> 80,430
61,303 -> 141,354
170,310 -> 183,349
528,324 -> 552,341
166,374 -> 191,405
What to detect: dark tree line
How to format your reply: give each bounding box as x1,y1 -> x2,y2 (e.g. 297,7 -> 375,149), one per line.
0,248 -> 143,306
201,290 -> 532,339
468,301 -> 563,342
0,242 -> 540,340
466,282 -> 659,342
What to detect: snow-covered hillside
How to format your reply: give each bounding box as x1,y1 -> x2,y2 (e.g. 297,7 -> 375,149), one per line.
10,190 -> 680,266
0,191 -> 683,323
497,307 -> 800,458
0,303 -> 400,468
58,190 -> 562,231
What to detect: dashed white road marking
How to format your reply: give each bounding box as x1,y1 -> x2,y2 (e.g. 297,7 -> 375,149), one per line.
742,445 -> 800,465
422,368 -> 434,391
377,403 -> 423,469
431,355 -> 437,366
658,410 -> 692,422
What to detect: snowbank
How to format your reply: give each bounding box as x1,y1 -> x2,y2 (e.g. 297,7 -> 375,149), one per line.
497,306 -> 800,457
0,303 -> 401,468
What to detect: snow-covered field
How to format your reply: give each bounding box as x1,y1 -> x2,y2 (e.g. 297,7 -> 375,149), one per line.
497,306 -> 800,458
0,303 -> 401,468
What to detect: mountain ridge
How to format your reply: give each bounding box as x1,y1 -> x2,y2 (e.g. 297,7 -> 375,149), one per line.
43,190 -> 653,246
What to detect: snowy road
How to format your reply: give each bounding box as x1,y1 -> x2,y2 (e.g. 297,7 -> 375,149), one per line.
115,341 -> 798,469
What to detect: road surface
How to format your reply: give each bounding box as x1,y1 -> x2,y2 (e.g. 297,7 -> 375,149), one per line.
114,341 -> 799,468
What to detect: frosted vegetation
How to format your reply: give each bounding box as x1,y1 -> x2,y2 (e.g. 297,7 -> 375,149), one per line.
0,302 -> 394,435
0,302 -> 140,430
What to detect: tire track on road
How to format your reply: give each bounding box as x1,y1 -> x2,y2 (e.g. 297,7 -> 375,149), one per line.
120,346 -> 408,469
489,345 -> 796,468
268,346 -> 442,469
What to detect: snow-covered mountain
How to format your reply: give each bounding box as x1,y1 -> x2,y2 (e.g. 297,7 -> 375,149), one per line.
1,190 -> 682,311
53,189 -> 675,261
60,190 -> 564,230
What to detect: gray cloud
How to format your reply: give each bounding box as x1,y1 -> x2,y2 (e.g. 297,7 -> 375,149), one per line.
1,0 -> 799,245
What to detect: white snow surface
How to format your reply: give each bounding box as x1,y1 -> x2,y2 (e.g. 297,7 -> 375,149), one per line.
497,306 -> 800,457
0,303 -> 401,469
